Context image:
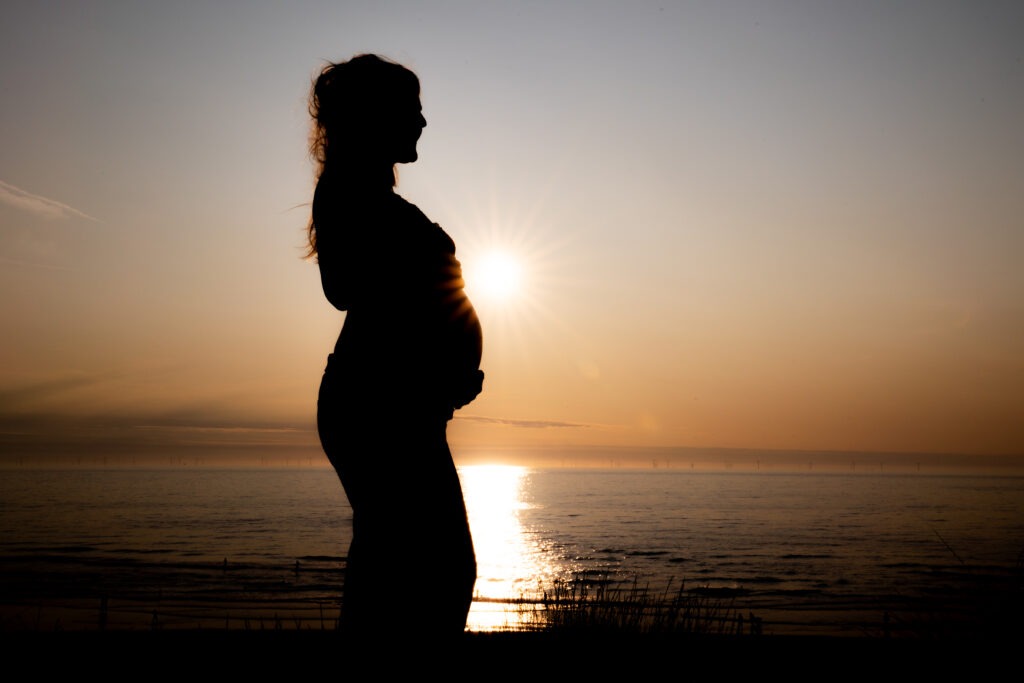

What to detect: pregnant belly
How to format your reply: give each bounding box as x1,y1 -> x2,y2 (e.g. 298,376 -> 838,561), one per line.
450,296 -> 482,371
337,302 -> 480,371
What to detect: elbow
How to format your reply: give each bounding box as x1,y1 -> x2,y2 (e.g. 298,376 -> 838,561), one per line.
318,267 -> 350,310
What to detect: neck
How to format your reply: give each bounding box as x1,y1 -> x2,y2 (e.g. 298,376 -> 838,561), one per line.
322,159 -> 396,190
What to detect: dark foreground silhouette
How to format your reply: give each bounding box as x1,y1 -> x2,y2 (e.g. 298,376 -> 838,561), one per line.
309,54 -> 483,634
6,630 -> 1008,679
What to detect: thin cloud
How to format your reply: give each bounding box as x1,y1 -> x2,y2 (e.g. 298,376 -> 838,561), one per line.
0,180 -> 99,222
0,409 -> 317,457
0,374 -> 107,410
134,424 -> 305,435
456,415 -> 592,429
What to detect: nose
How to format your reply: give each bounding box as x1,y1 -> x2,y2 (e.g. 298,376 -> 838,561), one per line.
418,112 -> 427,129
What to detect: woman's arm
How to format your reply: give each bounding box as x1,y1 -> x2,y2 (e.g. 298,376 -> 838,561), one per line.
318,255 -> 351,311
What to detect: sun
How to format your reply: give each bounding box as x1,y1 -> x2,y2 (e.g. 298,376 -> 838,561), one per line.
473,250 -> 524,302
455,200 -> 569,346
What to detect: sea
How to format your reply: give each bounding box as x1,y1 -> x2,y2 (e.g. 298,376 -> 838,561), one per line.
1,463 -> 1022,637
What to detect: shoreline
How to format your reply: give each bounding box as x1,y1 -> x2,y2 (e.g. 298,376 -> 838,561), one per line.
1,591 -> 1009,641
2,585 -> 1007,643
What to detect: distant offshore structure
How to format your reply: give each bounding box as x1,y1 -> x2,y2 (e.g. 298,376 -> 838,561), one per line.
3,446 -> 1022,476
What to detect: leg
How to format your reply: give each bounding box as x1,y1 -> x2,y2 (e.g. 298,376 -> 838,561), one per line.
319,375 -> 475,634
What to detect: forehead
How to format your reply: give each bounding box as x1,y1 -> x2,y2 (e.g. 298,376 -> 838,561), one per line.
386,86 -> 421,110
372,78 -> 419,103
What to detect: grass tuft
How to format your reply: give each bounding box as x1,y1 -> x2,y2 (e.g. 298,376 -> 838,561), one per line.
518,576 -> 752,636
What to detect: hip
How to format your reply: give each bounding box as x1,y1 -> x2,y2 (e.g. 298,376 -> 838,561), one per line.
317,353 -> 455,423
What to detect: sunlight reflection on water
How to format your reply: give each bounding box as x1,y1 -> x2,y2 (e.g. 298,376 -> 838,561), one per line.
459,465 -> 558,631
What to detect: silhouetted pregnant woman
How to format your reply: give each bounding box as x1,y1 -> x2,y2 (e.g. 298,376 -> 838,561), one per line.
308,55 -> 483,635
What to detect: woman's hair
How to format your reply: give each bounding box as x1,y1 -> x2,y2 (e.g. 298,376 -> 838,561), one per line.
307,54 -> 420,257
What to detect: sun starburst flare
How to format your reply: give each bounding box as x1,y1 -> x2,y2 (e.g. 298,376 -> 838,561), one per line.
473,250 -> 524,303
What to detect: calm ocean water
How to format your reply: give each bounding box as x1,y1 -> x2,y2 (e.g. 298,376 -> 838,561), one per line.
1,466 -> 1022,635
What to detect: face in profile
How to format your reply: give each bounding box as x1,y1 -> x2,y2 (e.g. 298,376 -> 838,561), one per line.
383,90 -> 426,164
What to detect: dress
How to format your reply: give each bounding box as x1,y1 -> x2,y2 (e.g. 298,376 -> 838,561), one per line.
315,181 -> 482,634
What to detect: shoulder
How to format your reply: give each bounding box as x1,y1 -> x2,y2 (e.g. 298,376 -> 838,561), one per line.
391,194 -> 456,254
389,192 -> 430,225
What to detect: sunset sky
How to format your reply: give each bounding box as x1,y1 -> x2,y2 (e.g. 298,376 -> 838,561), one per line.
2,1 -> 1022,464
